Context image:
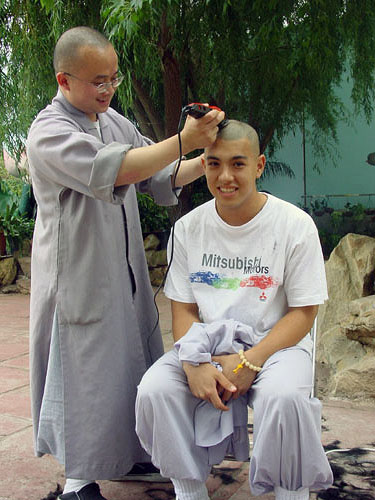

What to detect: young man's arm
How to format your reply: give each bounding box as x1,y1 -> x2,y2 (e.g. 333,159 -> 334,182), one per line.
171,299 -> 237,411
215,304 -> 318,400
171,300 -> 200,342
115,111 -> 223,186
243,304 -> 318,368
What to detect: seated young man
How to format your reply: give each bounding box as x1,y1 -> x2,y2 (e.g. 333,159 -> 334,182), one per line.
135,120 -> 333,500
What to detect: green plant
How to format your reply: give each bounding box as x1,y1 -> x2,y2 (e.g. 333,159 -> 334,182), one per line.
311,199 -> 327,216
0,161 -> 24,198
0,202 -> 35,254
191,177 -> 212,209
136,193 -> 171,233
331,210 -> 343,232
0,178 -> 17,214
351,202 -> 365,221
0,173 -> 35,254
343,202 -> 354,217
318,228 -> 344,258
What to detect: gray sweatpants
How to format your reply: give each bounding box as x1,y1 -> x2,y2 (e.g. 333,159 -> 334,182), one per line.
135,346 -> 333,496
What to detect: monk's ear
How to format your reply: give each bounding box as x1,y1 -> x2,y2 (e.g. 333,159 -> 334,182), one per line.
56,72 -> 70,90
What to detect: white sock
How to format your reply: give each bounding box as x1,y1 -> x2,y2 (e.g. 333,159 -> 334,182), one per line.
63,479 -> 94,494
274,486 -> 309,500
171,478 -> 209,500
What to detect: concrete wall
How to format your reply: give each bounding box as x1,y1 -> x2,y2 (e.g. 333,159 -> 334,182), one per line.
260,76 -> 375,211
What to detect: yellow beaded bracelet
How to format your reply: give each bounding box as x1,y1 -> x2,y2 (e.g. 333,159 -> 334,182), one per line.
233,349 -> 262,374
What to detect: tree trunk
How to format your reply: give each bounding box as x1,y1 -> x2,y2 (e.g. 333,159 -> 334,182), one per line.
260,125 -> 276,154
159,10 -> 193,216
162,48 -> 183,138
0,230 -> 6,256
132,75 -> 165,141
159,11 -> 182,138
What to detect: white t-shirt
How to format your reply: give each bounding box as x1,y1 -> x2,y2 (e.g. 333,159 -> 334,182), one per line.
164,194 -> 328,352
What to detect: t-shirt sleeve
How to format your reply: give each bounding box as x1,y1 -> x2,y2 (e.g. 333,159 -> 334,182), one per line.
283,216 -> 328,307
164,220 -> 196,303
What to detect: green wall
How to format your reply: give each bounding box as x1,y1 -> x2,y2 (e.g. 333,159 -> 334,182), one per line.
261,78 -> 375,212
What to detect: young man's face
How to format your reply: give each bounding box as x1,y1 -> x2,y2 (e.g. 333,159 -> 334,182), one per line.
203,137 -> 266,225
57,44 -> 119,121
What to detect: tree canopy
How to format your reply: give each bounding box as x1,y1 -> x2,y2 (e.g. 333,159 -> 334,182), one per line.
1,0 -> 375,174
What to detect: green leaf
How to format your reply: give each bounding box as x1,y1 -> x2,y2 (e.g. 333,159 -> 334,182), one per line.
39,0 -> 55,13
2,0 -> 375,191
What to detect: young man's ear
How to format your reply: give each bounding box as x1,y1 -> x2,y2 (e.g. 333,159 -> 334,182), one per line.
200,154 -> 206,172
256,154 -> 266,179
56,72 -> 70,90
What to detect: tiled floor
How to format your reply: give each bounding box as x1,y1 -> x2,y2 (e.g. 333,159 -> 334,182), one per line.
1,292 -> 375,500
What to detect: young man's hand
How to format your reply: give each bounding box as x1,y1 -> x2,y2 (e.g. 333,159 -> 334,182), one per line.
182,361 -> 236,411
213,353 -> 258,402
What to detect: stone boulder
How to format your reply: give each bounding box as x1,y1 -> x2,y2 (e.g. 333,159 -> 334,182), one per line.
146,249 -> 167,268
17,256 -> 31,278
316,233 -> 375,404
342,296 -> 375,347
332,356 -> 375,401
149,267 -> 168,287
0,256 -> 17,286
144,233 -> 161,251
144,234 -> 168,286
16,276 -> 31,294
0,254 -> 32,294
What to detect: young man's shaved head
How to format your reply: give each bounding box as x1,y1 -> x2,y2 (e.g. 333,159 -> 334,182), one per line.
53,26 -> 112,73
217,120 -> 260,156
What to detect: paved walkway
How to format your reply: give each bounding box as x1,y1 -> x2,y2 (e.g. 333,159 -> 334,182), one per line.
1,292 -> 375,500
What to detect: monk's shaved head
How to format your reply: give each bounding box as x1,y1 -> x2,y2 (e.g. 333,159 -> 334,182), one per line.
53,26 -> 112,73
217,120 -> 260,156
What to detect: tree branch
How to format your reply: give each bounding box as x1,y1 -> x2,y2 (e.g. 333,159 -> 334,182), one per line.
131,96 -> 158,142
259,77 -> 299,153
131,74 -> 165,141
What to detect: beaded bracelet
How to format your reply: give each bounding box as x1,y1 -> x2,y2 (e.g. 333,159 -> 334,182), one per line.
233,349 -> 262,374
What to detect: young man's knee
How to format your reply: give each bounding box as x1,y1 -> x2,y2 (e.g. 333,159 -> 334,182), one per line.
256,386 -> 310,412
137,371 -> 165,398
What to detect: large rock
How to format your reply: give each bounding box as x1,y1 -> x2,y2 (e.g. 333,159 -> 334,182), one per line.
144,233 -> 161,251
332,356 -> 375,401
144,234 -> 168,285
342,296 -> 375,347
316,234 -> 375,404
16,276 -> 31,294
149,266 -> 167,286
0,256 -> 17,287
318,233 -> 375,332
319,325 -> 366,373
145,249 -> 167,268
17,256 -> 31,278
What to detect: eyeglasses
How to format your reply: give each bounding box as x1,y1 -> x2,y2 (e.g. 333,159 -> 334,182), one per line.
63,72 -> 124,93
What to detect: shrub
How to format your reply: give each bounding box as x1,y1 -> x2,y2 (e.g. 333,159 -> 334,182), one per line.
0,169 -> 35,254
0,202 -> 35,254
136,193 -> 171,233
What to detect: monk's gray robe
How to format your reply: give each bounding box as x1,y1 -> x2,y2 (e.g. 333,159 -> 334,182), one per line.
26,90 -> 179,479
